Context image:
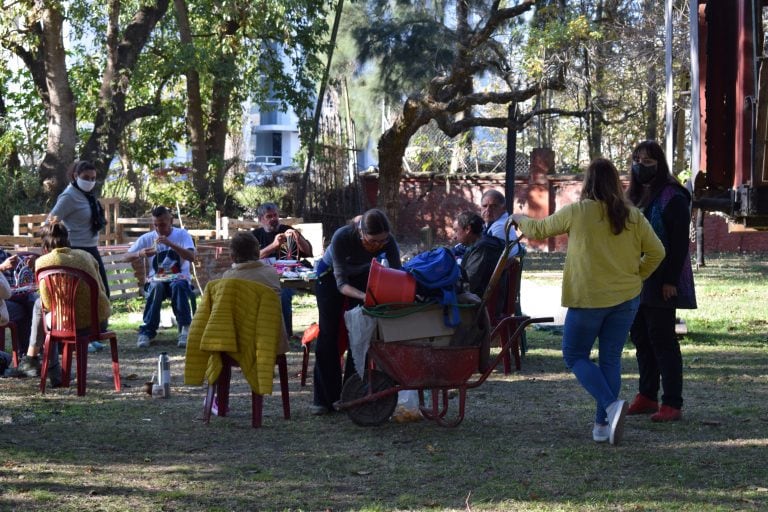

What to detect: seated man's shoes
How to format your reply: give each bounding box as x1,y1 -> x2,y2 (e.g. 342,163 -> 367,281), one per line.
136,334 -> 153,348
651,404 -> 682,422
18,356 -> 41,377
87,341 -> 105,353
605,399 -> 628,445
310,404 -> 330,415
592,423 -> 610,443
627,393 -> 658,415
177,326 -> 189,348
48,364 -> 63,388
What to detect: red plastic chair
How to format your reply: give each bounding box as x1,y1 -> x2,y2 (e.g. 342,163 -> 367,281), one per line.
299,309 -> 349,387
485,257 -> 523,374
0,321 -> 20,368
202,353 -> 291,428
36,265 -> 121,396
300,322 -> 319,387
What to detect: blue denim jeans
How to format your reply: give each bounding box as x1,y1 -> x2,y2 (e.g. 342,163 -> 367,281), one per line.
7,292 -> 37,356
562,295 -> 640,424
139,280 -> 193,338
280,287 -> 295,336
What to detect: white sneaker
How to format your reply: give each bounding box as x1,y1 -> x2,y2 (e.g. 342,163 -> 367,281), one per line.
606,399 -> 628,445
177,326 -> 189,348
137,334 -> 152,348
592,423 -> 610,442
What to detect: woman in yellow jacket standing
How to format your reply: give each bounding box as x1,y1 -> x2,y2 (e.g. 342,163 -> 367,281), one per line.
511,158 -> 665,445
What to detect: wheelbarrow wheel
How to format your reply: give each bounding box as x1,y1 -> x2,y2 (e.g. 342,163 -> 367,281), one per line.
341,369 -> 398,426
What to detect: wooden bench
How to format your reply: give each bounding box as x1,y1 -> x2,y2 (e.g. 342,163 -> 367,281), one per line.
99,245 -> 145,300
1,203 -> 324,300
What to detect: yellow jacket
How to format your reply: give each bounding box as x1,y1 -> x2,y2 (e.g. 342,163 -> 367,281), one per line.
184,278 -> 282,394
518,200 -> 665,308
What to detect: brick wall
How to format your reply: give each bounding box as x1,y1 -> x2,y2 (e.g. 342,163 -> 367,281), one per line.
361,168 -> 768,254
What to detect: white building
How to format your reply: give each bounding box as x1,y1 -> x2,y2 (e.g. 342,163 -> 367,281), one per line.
245,97 -> 302,170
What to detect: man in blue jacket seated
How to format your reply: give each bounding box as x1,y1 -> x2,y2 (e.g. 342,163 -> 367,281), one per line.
452,211 -> 505,297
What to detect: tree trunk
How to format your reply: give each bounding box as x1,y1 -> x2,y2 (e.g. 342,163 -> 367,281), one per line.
119,131 -> 144,204
377,97 -> 430,224
174,0 -> 209,210
39,3 -> 77,200
205,18 -> 241,213
81,0 -> 170,179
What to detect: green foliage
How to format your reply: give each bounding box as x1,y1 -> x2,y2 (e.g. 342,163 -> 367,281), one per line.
524,12 -> 598,79
101,173 -> 136,204
350,7 -> 457,101
0,0 -> 332,216
0,167 -> 42,233
234,185 -> 288,218
145,174 -> 200,218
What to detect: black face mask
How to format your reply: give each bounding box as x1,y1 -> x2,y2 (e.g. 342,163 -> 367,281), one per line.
631,162 -> 656,185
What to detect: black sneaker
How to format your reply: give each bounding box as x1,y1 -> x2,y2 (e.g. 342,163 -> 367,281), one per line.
2,367 -> 24,378
18,356 -> 41,377
48,364 -> 63,388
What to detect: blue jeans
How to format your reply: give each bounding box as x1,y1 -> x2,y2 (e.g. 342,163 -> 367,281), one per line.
281,287 -> 295,336
139,280 -> 193,338
7,292 -> 37,356
562,295 -> 640,424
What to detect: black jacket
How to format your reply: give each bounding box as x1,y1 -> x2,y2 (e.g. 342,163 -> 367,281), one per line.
460,235 -> 504,297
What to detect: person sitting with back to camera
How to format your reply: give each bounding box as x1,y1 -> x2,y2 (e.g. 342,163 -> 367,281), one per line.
221,231 -> 289,355
124,206 -> 196,349
16,219 -> 111,387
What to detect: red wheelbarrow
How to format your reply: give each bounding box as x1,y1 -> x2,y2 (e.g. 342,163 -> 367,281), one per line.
334,314 -> 553,427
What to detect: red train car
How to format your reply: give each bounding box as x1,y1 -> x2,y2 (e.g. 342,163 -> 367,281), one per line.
693,1 -> 768,229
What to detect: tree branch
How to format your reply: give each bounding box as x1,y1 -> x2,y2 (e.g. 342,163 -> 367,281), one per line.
432,107 -> 588,136
124,104 -> 163,123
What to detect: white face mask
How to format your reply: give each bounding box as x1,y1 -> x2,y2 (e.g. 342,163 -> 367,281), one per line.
76,177 -> 96,192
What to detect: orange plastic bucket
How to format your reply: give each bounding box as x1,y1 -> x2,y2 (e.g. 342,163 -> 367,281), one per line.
364,258 -> 416,306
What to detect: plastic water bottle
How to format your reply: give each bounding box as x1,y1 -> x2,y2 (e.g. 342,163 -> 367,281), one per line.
380,255 -> 389,268
157,352 -> 171,398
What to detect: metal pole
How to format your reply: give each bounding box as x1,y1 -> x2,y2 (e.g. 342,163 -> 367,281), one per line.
665,0 -> 674,166
505,103 -> 517,213
297,0 -> 344,217
689,0 -> 700,184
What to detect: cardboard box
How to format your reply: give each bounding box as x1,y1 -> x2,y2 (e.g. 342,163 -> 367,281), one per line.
374,304 -> 477,347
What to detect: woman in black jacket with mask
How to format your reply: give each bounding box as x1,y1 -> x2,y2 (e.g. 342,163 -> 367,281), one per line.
626,140 -> 697,422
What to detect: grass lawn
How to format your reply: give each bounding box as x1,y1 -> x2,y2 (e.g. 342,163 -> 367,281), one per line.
0,253 -> 766,511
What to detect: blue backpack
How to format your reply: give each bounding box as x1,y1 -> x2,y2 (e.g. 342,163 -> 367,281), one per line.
403,247 -> 461,326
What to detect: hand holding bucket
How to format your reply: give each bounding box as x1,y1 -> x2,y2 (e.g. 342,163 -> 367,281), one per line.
364,258 -> 416,307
